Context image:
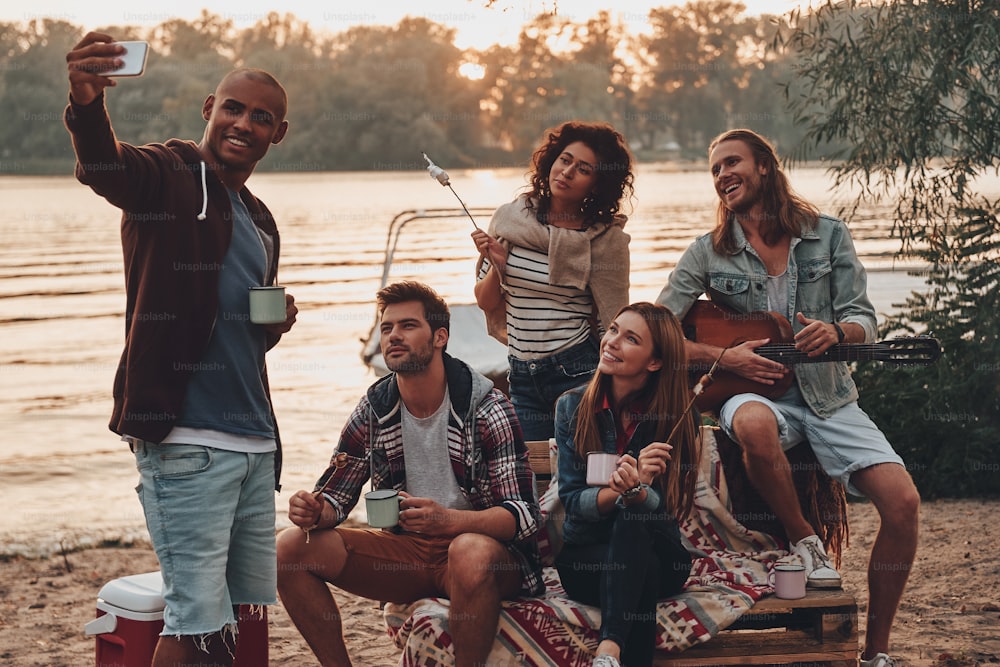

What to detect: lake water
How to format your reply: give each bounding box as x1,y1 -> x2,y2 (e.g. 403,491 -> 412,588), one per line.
0,164 -> 966,557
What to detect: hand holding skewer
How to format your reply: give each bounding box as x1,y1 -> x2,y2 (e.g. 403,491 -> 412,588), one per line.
300,452 -> 349,543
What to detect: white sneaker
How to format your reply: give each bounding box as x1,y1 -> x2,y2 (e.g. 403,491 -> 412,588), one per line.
791,534 -> 842,589
861,653 -> 897,667
592,655 -> 622,667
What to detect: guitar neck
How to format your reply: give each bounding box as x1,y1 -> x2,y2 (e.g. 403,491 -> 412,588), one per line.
680,302 -> 941,373
757,343 -> 880,365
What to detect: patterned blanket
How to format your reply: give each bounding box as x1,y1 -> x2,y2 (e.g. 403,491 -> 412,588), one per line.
384,428 -> 787,666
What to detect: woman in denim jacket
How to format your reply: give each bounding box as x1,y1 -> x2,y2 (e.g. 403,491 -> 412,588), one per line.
554,302 -> 701,667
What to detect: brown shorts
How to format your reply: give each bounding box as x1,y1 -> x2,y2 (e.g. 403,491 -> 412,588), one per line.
333,527 -> 453,603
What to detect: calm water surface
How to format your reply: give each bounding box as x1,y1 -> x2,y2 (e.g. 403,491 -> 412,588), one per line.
0,165 -> 968,555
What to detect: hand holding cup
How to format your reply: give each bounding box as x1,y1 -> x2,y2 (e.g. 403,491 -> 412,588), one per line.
365,489 -> 401,528
396,493 -> 454,536
608,454 -> 643,495
250,287 -> 297,335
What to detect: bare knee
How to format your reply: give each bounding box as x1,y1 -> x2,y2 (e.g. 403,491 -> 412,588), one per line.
276,526 -> 308,562
276,526 -> 346,585
276,527 -> 308,583
856,464 -> 921,526
890,481 -> 921,523
447,533 -> 508,592
730,402 -> 781,457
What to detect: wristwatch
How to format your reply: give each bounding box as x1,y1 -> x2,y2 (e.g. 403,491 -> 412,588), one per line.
616,483 -> 651,509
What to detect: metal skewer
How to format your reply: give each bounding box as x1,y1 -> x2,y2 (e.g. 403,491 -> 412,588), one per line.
422,151 -> 480,230
666,346 -> 729,445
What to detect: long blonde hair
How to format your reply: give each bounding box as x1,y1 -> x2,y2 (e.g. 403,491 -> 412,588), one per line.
573,302 -> 700,518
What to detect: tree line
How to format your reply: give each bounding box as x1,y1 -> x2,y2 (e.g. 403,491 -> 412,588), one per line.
783,0 -> 999,498
4,0 -> 996,497
1,2 -> 831,174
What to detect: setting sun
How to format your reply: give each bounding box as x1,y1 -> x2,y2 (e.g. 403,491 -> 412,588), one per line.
458,62 -> 486,80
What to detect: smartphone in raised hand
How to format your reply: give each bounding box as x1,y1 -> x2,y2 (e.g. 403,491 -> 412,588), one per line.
106,41 -> 148,77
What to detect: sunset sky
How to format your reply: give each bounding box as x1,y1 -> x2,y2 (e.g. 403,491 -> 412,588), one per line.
4,0 -> 803,48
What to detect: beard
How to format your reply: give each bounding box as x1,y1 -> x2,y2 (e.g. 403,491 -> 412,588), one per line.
384,342 -> 435,375
724,180 -> 763,216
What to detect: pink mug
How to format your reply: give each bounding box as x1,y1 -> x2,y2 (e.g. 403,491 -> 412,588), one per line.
773,563 -> 806,599
586,452 -> 618,487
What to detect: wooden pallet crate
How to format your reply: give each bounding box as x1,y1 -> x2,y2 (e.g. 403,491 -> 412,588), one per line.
653,589 -> 858,666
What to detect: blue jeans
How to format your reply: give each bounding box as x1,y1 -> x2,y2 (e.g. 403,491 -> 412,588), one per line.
508,338 -> 599,441
133,441 -> 277,636
555,505 -> 692,667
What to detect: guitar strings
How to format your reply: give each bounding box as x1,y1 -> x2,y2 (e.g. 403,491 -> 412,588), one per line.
759,342 -> 938,362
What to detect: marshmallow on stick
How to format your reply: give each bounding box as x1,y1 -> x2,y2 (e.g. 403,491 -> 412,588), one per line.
422,152 -> 480,229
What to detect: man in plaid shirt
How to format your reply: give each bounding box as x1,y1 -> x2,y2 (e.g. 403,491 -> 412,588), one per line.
277,281 -> 542,667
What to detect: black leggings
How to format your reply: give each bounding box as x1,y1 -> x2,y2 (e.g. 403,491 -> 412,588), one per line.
555,506 -> 692,667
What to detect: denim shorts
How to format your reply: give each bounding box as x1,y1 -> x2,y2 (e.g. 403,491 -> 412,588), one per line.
133,441 -> 277,636
718,384 -> 904,497
508,338 -> 599,440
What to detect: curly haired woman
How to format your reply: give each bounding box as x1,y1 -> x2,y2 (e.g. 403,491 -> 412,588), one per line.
473,121 -> 635,440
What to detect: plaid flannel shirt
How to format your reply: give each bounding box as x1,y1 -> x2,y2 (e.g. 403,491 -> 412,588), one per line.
314,353 -> 544,595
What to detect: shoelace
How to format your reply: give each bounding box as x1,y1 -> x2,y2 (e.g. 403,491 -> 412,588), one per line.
801,539 -> 830,569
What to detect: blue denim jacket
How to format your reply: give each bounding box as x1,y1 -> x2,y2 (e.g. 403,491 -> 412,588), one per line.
555,386 -> 665,546
657,215 -> 877,418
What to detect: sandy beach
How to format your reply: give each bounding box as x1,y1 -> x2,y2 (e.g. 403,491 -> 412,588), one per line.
2,498 -> 998,666
3,172 -> 983,666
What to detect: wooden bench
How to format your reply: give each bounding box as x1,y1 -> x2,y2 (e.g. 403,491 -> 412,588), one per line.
525,439 -> 860,667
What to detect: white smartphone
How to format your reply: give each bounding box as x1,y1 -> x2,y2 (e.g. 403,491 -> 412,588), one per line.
106,41 -> 149,77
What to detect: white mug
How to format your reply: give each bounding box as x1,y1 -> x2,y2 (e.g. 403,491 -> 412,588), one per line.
586,452 -> 618,487
249,286 -> 286,324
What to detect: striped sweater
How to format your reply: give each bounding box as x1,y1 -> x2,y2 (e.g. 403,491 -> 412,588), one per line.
477,194 -> 630,358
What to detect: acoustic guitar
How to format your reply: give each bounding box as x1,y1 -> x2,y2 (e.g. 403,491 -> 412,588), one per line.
680,300 -> 942,410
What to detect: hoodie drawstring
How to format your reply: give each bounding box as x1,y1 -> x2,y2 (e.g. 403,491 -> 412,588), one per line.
196,161 -> 208,221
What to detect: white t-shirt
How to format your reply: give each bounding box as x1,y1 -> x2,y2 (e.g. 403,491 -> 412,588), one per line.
401,387 -> 473,511
767,270 -> 790,319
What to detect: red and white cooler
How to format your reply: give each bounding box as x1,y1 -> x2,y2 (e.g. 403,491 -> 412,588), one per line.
84,571 -> 268,667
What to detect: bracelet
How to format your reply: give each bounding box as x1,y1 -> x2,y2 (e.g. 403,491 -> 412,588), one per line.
616,483 -> 647,509
621,483 -> 643,499
832,322 -> 846,344
302,513 -> 323,544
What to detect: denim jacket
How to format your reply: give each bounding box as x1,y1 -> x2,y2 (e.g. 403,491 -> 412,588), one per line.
658,215 -> 877,418
555,386 -> 666,546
